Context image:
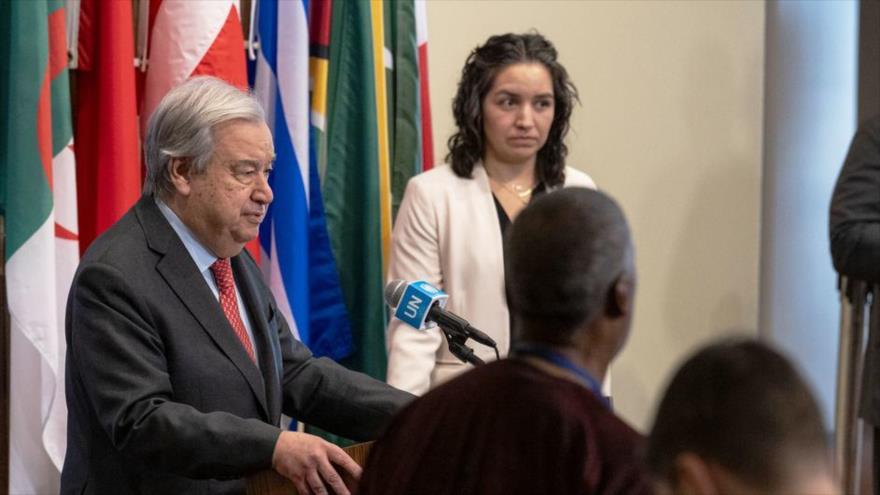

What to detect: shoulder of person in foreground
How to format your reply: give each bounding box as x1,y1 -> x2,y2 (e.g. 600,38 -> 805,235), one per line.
359,359 -> 653,495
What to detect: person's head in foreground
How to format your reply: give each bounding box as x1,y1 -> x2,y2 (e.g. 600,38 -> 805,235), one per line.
645,339 -> 838,495
359,188 -> 651,495
506,186 -> 636,383
448,31 -> 578,186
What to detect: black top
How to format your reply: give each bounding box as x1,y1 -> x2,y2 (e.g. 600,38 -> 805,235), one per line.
493,182 -> 548,238
492,182 -> 547,340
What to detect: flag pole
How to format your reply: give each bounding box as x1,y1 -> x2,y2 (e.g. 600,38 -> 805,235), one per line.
135,0 -> 150,72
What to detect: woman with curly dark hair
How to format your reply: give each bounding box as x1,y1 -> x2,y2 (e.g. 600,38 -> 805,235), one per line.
386,32 -> 596,394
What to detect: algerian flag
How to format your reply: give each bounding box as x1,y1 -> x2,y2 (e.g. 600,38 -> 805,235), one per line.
0,0 -> 79,492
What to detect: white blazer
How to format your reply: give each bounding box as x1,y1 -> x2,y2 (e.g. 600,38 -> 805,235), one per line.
386,163 -> 596,394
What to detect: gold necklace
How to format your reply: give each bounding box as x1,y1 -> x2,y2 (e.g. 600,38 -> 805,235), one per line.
488,176 -> 538,205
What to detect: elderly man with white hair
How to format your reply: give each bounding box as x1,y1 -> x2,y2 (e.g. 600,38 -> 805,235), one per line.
61,77 -> 412,495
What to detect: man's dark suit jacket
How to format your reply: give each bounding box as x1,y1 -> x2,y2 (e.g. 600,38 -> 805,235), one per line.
830,115 -> 880,424
61,196 -> 412,494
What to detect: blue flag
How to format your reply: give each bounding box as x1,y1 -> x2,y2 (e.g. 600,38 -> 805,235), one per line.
254,0 -> 353,360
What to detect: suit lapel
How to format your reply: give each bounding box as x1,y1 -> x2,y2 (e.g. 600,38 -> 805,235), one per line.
136,198 -> 270,420
231,255 -> 282,424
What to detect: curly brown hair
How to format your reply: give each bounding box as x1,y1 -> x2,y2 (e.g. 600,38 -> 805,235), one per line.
446,33 -> 578,187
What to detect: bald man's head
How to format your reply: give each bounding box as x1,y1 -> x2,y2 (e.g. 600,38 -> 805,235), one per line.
505,187 -> 634,346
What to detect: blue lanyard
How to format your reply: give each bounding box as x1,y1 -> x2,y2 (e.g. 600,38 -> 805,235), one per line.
513,342 -> 611,409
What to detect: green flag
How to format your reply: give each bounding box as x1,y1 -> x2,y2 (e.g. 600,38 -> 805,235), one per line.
322,0 -> 427,381
385,0 -> 424,219
310,0 -> 432,446
323,0 -> 389,381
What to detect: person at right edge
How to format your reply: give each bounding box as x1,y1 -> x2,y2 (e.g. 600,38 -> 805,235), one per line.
645,339 -> 837,494
360,187 -> 651,494
386,32 -> 596,395
830,114 -> 880,494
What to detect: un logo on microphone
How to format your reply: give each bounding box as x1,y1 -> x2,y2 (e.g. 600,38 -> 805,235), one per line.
394,280 -> 448,330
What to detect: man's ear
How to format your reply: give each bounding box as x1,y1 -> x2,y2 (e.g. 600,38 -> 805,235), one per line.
674,453 -> 719,495
169,158 -> 193,196
605,274 -> 635,318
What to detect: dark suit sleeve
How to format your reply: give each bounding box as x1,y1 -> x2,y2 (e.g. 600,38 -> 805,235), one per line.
831,117 -> 880,282
68,262 -> 281,479
268,298 -> 414,441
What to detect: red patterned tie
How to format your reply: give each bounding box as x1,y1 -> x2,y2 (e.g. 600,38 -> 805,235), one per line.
210,258 -> 256,362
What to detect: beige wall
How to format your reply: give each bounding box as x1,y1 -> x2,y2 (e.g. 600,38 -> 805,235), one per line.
426,0 -> 766,430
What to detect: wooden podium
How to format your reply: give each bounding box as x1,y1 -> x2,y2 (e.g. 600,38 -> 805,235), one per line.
245,442 -> 372,495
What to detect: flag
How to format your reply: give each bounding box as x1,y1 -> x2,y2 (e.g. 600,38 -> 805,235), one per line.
415,0 -> 434,172
254,0 -> 352,359
322,0 -> 392,380
309,0 -> 332,181
140,0 -> 259,258
0,0 -> 78,492
75,0 -> 140,254
316,0 -> 433,380
385,0 -> 432,218
141,0 -> 248,125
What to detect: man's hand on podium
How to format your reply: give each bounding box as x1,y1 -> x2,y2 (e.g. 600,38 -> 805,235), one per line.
272,431 -> 362,495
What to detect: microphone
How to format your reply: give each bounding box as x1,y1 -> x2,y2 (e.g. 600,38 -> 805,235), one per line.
384,279 -> 498,348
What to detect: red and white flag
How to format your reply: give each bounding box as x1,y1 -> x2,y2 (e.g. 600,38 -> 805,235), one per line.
141,0 -> 248,125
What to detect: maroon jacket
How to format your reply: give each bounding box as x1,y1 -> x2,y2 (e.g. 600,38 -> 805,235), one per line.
360,359 -> 653,495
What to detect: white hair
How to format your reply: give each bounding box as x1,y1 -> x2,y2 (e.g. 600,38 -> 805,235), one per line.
143,77 -> 266,198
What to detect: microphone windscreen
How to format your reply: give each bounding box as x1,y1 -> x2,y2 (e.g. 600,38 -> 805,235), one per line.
384,279 -> 408,308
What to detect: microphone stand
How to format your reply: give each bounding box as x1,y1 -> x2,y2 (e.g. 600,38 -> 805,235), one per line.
439,323 -> 485,366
